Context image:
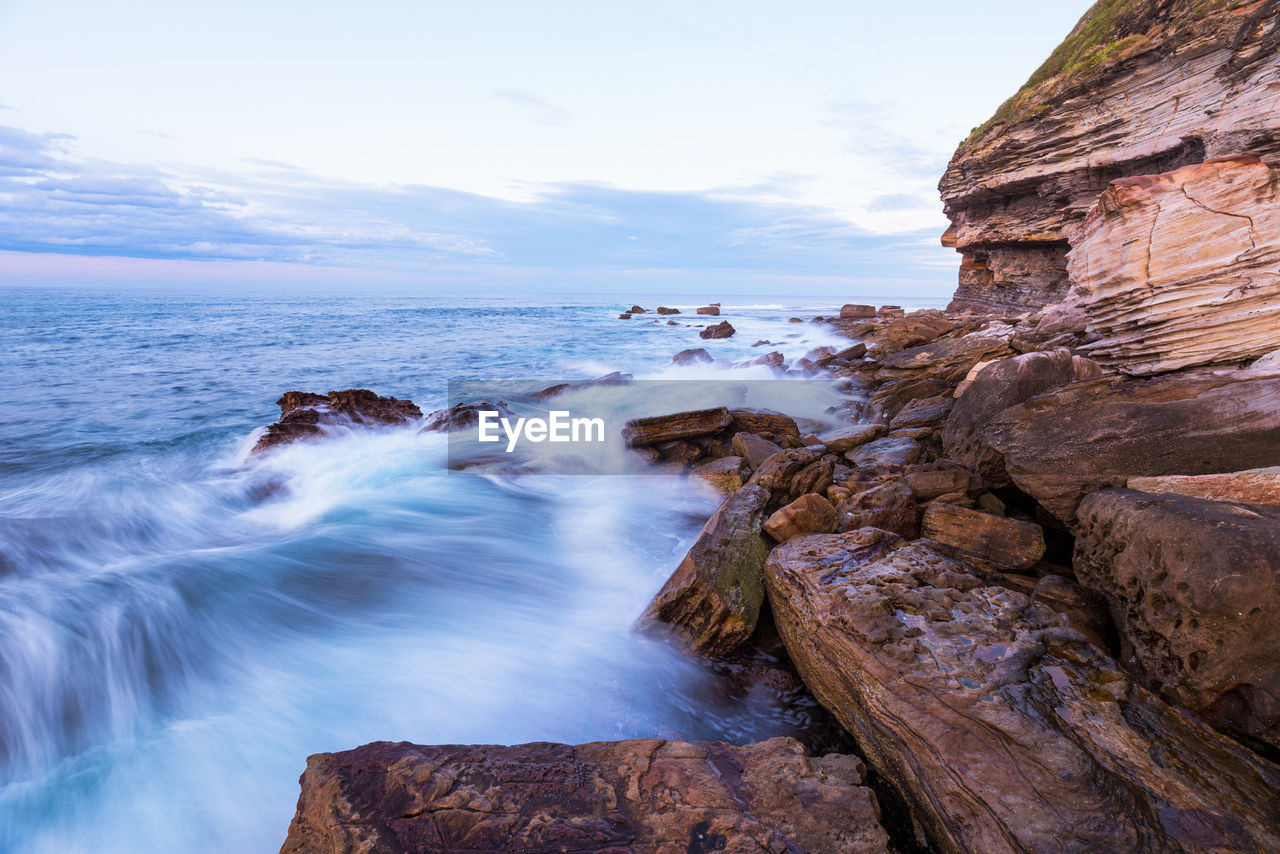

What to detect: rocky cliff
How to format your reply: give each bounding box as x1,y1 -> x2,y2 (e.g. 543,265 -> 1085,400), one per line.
939,0 -> 1280,314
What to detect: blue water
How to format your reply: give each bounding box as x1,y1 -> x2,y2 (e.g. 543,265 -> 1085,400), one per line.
0,288 -> 940,853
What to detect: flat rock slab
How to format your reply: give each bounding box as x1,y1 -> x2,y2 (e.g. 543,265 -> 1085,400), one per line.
764,530 -> 1280,854
281,737 -> 890,854
1076,489 -> 1280,751
981,370 -> 1280,522
623,408 -> 732,447
921,501 -> 1045,570
635,485 -> 770,657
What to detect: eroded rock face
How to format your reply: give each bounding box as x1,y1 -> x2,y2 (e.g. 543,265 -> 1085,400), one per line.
254,389 -> 422,453
1059,157 -> 1280,374
635,485 -> 770,657
921,502 -> 1045,571
939,0 -> 1280,314
1127,466 -> 1280,506
980,370 -> 1280,522
764,530 -> 1280,854
282,737 -> 891,854
1075,489 -> 1280,752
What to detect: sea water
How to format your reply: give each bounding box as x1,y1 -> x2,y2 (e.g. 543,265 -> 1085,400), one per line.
0,288 -> 941,853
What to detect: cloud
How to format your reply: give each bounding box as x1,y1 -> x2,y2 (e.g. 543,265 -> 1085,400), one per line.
0,123 -> 958,293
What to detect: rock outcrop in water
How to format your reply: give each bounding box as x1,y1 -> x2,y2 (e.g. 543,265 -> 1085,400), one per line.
282,737 -> 891,854
253,389 -> 421,454
940,0 -> 1280,314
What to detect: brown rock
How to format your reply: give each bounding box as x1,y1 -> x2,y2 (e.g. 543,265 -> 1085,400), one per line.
529,371 -> 632,400
699,320 -> 735,339
748,447 -> 834,510
943,348 -> 1103,484
819,423 -> 886,454
835,481 -> 918,537
764,494 -> 838,542
981,370 -> 1280,522
1127,466 -> 1280,507
281,737 -> 891,854
765,530 -> 1280,854
887,394 -> 952,432
623,407 -> 732,447
672,347 -> 713,366
877,331 -> 1014,383
635,485 -> 771,656
726,409 -> 801,447
1075,489 -> 1280,751
867,376 -> 953,420
619,313 -> 633,319
840,303 -> 875,319
903,467 -> 970,502
833,342 -> 868,361
734,351 -> 784,370
255,389 -> 422,453
845,436 -> 922,468
1032,574 -> 1113,651
921,502 -> 1045,571
692,456 -> 749,492
656,305 -> 680,314
866,310 -> 955,353
731,432 -> 782,470
696,305 -> 721,316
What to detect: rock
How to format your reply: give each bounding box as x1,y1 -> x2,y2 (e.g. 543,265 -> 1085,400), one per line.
921,501 -> 1045,571
635,485 -> 771,656
672,347 -> 713,366
421,397 -> 514,434
788,317 -> 803,323
834,481 -> 917,537
699,321 -> 736,340
696,305 -> 721,316
819,423 -> 886,454
764,530 -> 1280,854
656,306 -> 680,314
731,432 -> 782,470
666,319 -> 678,325
866,310 -> 955,353
619,313 -> 632,319
733,351 -> 784,370
845,436 -> 922,468
254,389 -> 423,453
655,440 -> 703,466
726,410 -> 801,447
1250,349 -> 1280,372
903,467 -> 970,502
833,342 -> 867,361
1075,489 -> 1280,751
623,407 -> 732,447
281,737 -> 891,854
748,447 -> 834,510
1054,157 -> 1280,374
1032,574 -> 1113,651
981,370 -> 1280,521
1127,466 -> 1280,506
940,0 -> 1280,314
868,376 -> 954,419
887,394 -> 952,432
692,456 -> 749,492
629,305 -> 647,313
529,371 -> 632,400
942,349 -> 1104,484
840,304 -> 875,319
877,332 -> 1014,383
764,494 -> 838,543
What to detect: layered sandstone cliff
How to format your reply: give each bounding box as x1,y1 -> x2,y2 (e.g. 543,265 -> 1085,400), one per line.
940,0 -> 1280,314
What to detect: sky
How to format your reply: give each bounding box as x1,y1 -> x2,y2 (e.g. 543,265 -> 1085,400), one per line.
0,0 -> 1092,295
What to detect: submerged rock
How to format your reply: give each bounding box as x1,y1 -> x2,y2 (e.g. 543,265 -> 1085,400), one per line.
1076,489 -> 1280,752
281,737 -> 891,854
253,389 -> 422,453
635,485 -> 771,657
765,529 -> 1280,853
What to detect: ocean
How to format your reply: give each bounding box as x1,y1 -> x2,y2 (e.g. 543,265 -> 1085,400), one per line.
0,288 -> 942,853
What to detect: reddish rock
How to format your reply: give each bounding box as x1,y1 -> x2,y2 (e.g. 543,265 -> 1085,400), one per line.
672,347 -> 713,366
726,410 -> 800,447
699,321 -> 736,340
635,485 -> 771,657
731,432 -> 782,470
255,389 -> 422,453
734,351 -> 784,370
902,467 -> 971,502
845,436 -> 922,469
696,305 -> 721,316
623,408 -> 732,447
887,394 -> 952,432
840,303 -> 875,319
748,447 -> 834,510
1127,466 -> 1280,507
834,481 -> 918,538
764,494 -> 838,543
281,737 -> 891,854
692,456 -> 749,492
921,502 -> 1045,571
819,423 -> 886,454
629,305 -> 647,313
656,306 -> 680,315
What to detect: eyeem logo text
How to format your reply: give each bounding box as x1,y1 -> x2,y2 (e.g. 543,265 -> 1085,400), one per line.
477,410 -> 606,452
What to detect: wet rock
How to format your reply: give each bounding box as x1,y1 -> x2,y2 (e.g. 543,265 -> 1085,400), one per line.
696,305 -> 721,316
255,389 -> 422,453
942,348 -> 1103,484
635,485 -> 771,657
764,494 -> 838,543
281,737 -> 891,854
421,397 -> 514,434
845,436 -> 922,468
902,467 -> 970,502
623,407 -> 732,447
726,410 -> 800,448
629,305 -> 647,313
840,303 -> 875,319
1075,489 -> 1280,751
867,376 -> 953,419
833,342 -> 867,361
529,371 -> 632,400
981,370 -> 1280,522
699,320 -> 736,340
731,432 -> 782,471
765,530 -> 1280,854
921,501 -> 1045,571
1032,574 -> 1113,651
834,481 -> 917,537
656,306 -> 680,315
672,347 -> 713,366
876,331 -> 1014,383
1127,466 -> 1280,507
692,456 -> 749,493
748,447 -> 834,510
819,423 -> 886,454
866,310 -> 955,354
887,394 -> 952,432
734,351 -> 784,370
